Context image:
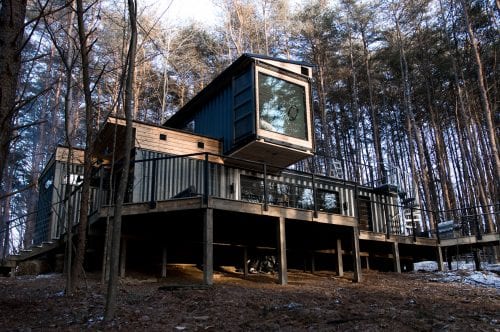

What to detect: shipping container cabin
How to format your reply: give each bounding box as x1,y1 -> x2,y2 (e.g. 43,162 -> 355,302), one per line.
22,54 -> 481,281
33,147 -> 85,245
165,53 -> 314,169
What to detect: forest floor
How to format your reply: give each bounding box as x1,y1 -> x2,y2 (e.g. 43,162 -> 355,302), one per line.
0,266 -> 499,331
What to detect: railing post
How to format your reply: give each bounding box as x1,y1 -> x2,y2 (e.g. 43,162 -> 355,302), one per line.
98,166 -> 104,211
150,159 -> 157,209
263,163 -> 268,211
312,173 -> 318,218
204,153 -> 209,205
474,206 -> 482,240
2,221 -> 10,260
411,204 -> 416,242
434,210 -> 441,244
384,195 -> 391,238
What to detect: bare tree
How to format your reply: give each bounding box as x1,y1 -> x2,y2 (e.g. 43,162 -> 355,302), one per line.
70,0 -> 100,294
460,0 -> 500,195
0,0 -> 28,201
104,0 -> 137,321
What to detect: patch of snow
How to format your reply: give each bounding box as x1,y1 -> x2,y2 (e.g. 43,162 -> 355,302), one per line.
285,302 -> 303,310
487,264 -> 500,272
414,260 -> 500,289
414,261 -> 438,271
35,273 -> 59,279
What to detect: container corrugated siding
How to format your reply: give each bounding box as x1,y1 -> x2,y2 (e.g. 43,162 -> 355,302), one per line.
133,149 -> 391,224
192,83 -> 234,154
233,69 -> 254,144
33,163 -> 56,244
190,67 -> 255,154
49,161 -> 84,241
134,149 -> 235,203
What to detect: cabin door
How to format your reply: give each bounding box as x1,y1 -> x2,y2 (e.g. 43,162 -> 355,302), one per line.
358,196 -> 372,231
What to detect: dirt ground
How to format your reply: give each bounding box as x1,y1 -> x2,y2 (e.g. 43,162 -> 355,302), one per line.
0,266 -> 499,331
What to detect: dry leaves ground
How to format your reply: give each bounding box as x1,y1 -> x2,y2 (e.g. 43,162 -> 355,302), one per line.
0,266 -> 498,331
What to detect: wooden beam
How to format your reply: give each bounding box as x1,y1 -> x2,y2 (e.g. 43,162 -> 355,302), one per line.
392,242 -> 401,273
203,208 -> 214,285
161,246 -> 167,278
352,227 -> 362,282
119,238 -> 127,278
493,246 -> 500,264
243,247 -> 248,278
436,246 -> 444,272
310,251 -> 316,274
276,216 -> 288,285
336,239 -> 344,277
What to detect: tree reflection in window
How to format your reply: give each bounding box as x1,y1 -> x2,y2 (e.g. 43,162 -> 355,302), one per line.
317,189 -> 340,214
239,175 -> 341,214
258,72 -> 307,139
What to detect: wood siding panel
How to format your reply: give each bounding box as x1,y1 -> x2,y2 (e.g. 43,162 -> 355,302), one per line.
109,117 -> 222,162
55,147 -> 85,164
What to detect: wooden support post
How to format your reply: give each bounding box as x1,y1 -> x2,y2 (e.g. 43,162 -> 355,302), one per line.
150,159 -> 157,209
276,216 -> 287,285
473,248 -> 482,271
263,164 -> 268,211
352,227 -> 362,282
336,239 -> 344,277
493,246 -> 500,264
10,265 -> 16,278
203,154 -> 209,205
161,246 -> 167,278
365,256 -> 370,270
243,247 -> 248,278
436,246 -> 444,271
203,208 -> 213,285
119,238 -> 127,278
392,242 -> 401,273
447,250 -> 453,270
310,252 -> 316,274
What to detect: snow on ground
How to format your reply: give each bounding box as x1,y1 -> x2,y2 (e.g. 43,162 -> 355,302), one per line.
413,261 -> 500,289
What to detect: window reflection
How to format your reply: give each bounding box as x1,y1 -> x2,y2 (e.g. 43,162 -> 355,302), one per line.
317,189 -> 340,214
239,175 -> 341,214
258,73 -> 307,140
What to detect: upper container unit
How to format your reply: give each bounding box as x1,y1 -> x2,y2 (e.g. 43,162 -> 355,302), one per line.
164,53 -> 315,169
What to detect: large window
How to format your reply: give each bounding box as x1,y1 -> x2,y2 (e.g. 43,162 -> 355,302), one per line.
258,72 -> 307,140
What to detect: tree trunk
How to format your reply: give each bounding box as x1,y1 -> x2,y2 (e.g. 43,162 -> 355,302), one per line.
71,0 -> 96,293
461,0 -> 500,193
0,0 -> 27,195
62,34 -> 76,294
0,170 -> 12,258
361,29 -> 384,182
105,0 -> 137,321
395,15 -> 433,231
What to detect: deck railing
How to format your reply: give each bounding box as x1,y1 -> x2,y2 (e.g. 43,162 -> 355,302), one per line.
27,152 -> 499,247
98,152 -> 361,218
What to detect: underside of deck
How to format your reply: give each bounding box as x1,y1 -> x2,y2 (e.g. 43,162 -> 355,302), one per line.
4,197 -> 499,282
83,197 -> 499,283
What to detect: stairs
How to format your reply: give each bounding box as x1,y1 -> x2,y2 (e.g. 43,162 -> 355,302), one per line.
1,240 -> 60,269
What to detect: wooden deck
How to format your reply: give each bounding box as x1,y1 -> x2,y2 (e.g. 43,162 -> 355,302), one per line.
93,196 -> 357,228
4,196 -> 498,282
439,233 -> 500,247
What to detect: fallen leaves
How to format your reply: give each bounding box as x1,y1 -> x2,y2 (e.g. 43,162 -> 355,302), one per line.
0,268 -> 498,331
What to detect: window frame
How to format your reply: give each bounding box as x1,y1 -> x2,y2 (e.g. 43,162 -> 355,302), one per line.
255,65 -> 312,149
